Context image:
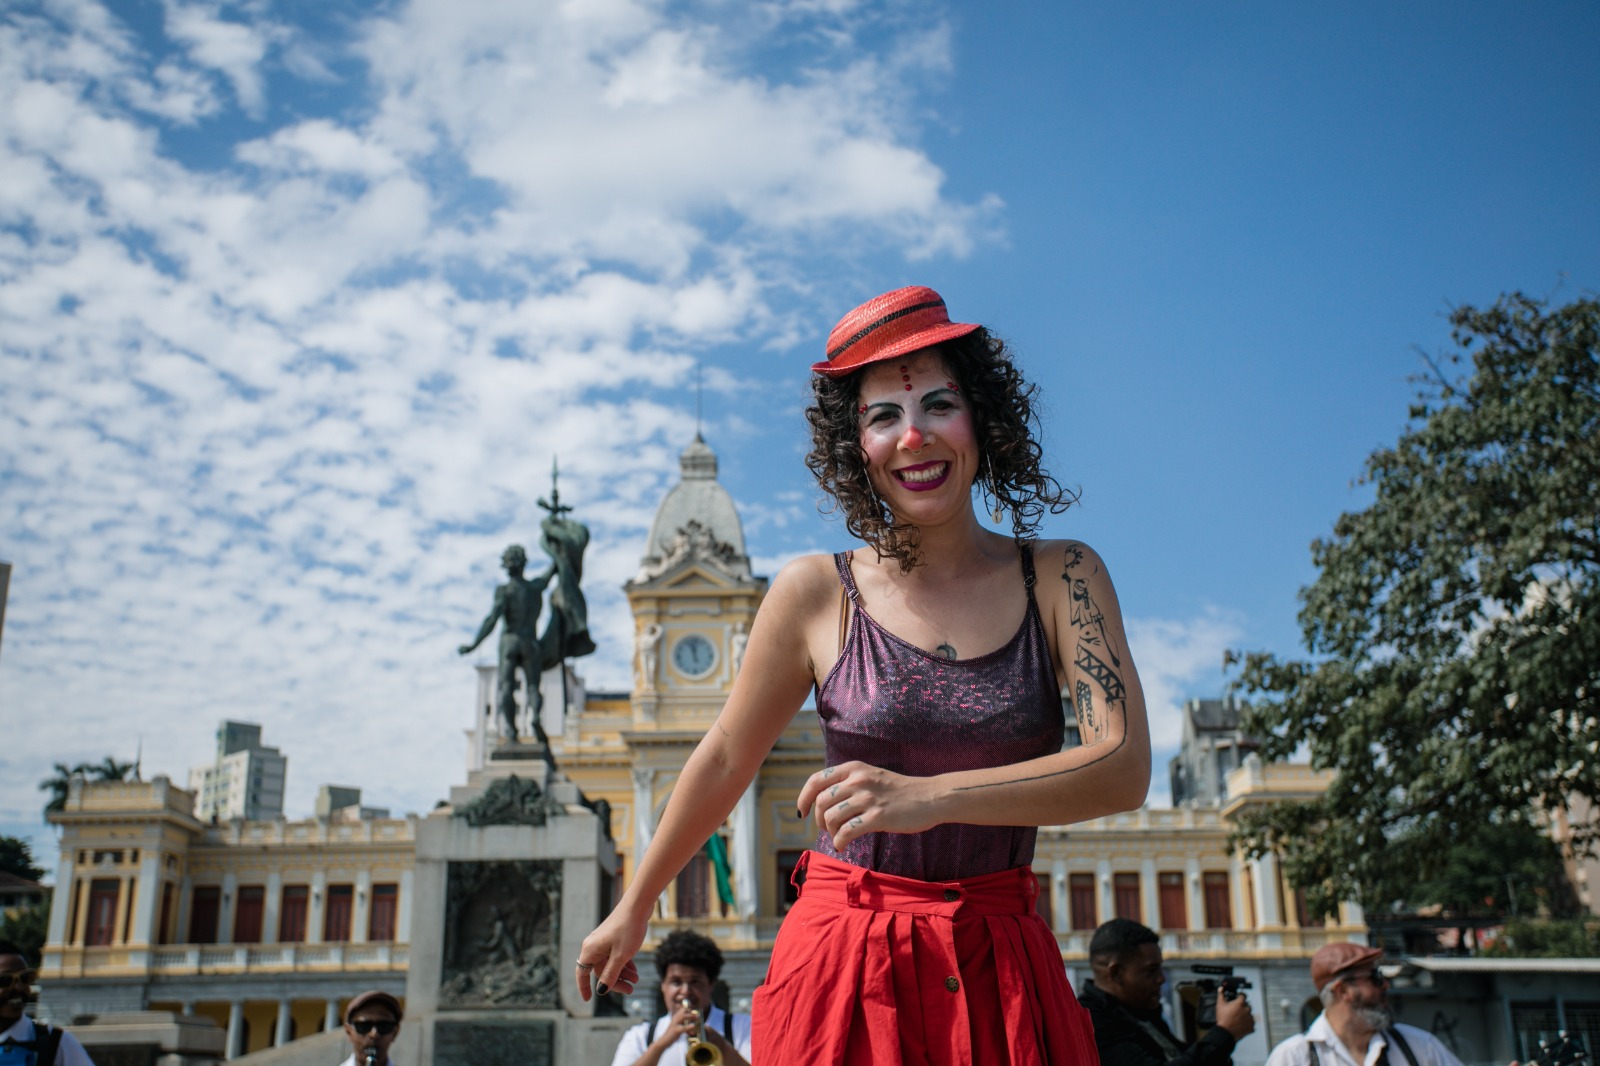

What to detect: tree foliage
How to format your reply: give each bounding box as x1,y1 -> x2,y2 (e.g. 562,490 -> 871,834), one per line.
1482,917 -> 1600,959
38,756 -> 137,814
1228,293 -> 1600,918
0,905 -> 46,964
1402,815 -> 1574,918
0,836 -> 45,883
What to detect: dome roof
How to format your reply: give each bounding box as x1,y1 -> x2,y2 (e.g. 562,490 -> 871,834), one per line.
638,434 -> 751,581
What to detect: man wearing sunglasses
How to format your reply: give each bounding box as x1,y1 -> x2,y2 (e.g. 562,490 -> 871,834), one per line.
1265,944 -> 1465,1066
340,990 -> 402,1066
1,941 -> 94,1065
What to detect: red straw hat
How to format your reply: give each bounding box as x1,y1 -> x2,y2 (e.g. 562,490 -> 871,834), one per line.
812,285 -> 980,378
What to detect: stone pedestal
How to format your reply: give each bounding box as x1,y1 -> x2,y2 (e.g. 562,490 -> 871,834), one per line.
69,1011 -> 226,1066
407,747 -> 623,1066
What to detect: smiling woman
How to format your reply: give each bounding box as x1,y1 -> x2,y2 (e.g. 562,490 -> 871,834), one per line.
577,285 -> 1153,1066
805,290 -> 1076,572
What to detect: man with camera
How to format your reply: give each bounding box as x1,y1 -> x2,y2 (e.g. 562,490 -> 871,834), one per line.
1081,919 -> 1255,1066
1265,944 -> 1466,1066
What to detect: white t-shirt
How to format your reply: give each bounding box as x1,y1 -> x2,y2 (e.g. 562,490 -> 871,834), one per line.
609,1007 -> 752,1066
1266,1015 -> 1467,1066
0,1017 -> 95,1066
337,1055 -> 394,1066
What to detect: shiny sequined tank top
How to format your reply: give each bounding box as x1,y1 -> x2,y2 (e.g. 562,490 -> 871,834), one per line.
814,544 -> 1064,882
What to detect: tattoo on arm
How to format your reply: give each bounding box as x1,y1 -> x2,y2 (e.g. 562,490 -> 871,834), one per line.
1075,646 -> 1126,704
953,547 -> 1140,796
1075,680 -> 1095,735
1070,580 -> 1121,667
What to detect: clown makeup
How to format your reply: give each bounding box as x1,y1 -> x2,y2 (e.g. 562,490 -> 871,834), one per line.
856,350 -> 978,498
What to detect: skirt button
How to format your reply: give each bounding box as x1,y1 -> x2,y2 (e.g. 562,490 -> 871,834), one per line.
945,976 -> 960,993
943,889 -> 960,902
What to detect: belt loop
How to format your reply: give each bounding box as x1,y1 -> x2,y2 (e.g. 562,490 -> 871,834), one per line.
846,866 -> 867,908
1023,867 -> 1039,910
791,850 -> 812,893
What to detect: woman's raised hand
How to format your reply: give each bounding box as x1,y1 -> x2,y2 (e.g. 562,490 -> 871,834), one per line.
796,761 -> 944,850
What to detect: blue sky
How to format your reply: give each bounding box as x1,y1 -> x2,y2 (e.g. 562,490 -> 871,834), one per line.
3,0 -> 1597,860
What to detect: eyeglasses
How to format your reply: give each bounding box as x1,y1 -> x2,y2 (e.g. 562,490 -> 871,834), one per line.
1343,971 -> 1388,989
349,1020 -> 397,1036
0,970 -> 37,992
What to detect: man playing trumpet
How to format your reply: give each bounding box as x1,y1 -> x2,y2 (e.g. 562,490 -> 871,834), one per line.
609,931 -> 751,1066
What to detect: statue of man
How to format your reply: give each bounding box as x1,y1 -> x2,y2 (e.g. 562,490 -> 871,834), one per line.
459,544 -> 554,747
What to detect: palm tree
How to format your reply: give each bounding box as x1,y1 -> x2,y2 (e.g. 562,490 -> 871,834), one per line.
39,762 -> 87,813
39,755 -> 135,814
85,756 -> 136,782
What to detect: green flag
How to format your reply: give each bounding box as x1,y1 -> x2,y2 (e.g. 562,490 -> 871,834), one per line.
705,833 -> 735,911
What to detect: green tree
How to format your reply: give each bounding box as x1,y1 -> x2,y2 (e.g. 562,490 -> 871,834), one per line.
1228,293 -> 1600,919
0,905 -> 47,963
1484,917 -> 1600,958
1402,815 -> 1573,918
0,836 -> 45,882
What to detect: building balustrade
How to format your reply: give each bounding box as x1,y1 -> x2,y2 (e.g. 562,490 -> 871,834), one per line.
46,942 -> 409,979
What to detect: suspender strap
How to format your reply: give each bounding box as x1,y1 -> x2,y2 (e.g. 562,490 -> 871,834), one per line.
1386,1029 -> 1420,1066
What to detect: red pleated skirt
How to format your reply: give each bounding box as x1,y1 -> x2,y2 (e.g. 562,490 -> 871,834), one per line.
752,851 -> 1100,1065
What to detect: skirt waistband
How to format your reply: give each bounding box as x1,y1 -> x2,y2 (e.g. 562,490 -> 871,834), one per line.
794,850 -> 1039,918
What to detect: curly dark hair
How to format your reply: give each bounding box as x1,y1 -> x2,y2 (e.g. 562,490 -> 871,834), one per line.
654,929 -> 724,982
804,327 -> 1075,570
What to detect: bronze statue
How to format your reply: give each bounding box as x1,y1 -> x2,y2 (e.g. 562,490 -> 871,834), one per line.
459,460 -> 595,749
459,544 -> 555,746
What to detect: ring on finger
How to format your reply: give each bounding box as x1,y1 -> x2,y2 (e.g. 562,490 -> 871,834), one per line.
576,962 -> 594,971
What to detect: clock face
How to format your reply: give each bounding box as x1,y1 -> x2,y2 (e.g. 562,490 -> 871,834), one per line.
672,634 -> 716,678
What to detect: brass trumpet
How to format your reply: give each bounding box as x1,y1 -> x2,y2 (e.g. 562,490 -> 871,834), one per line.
680,998 -> 723,1066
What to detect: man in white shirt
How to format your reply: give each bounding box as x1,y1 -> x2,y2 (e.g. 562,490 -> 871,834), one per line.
0,941 -> 94,1066
1264,944 -> 1464,1066
609,931 -> 751,1066
339,990 -> 402,1066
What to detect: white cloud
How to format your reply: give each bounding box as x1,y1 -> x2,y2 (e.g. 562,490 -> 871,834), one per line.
0,0 -> 1000,838
162,0 -> 278,116
1125,609 -> 1246,806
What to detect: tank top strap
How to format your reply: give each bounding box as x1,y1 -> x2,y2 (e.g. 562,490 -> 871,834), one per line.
1018,539 -> 1039,596
833,550 -> 861,601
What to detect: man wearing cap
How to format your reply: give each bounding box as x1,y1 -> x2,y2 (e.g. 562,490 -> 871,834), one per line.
1081,919 -> 1255,1066
1265,944 -> 1464,1066
341,990 -> 402,1066
1,941 -> 95,1065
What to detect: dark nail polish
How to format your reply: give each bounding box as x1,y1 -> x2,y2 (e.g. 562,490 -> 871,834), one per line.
796,808 -> 803,819
597,983 -> 609,996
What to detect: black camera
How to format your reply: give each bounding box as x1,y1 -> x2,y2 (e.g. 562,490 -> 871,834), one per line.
1176,964 -> 1252,1039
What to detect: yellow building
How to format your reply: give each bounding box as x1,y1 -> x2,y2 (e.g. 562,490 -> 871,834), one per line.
37,433 -> 1365,1062
41,776 -> 412,1058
